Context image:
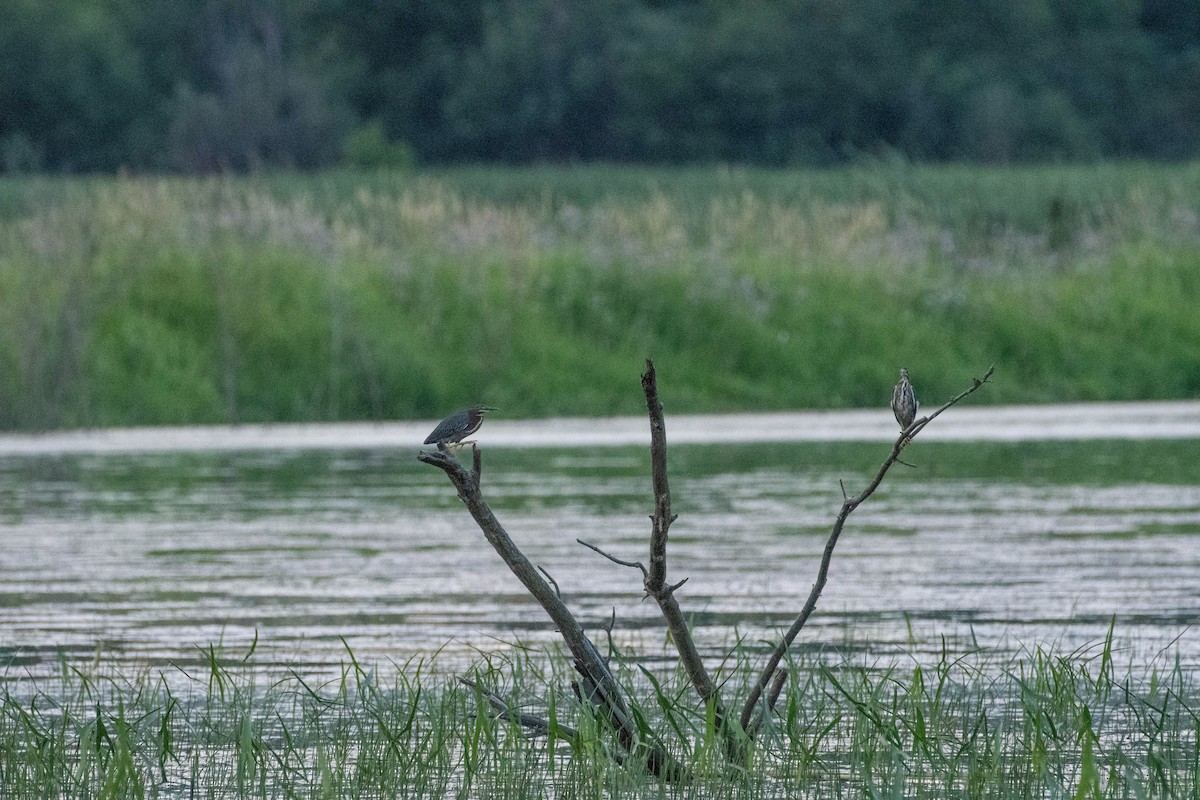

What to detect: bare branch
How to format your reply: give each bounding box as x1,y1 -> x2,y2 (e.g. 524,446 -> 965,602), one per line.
665,577 -> 689,594
907,364 -> 995,440
739,364 -> 995,734
419,444 -> 686,779
766,668 -> 788,714
640,359 -> 744,756
602,607 -> 617,659
459,678 -> 582,741
643,359 -> 672,593
577,538 -> 648,579
538,566 -> 561,599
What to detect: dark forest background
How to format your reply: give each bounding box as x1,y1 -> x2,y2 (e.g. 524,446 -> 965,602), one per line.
2,0 -> 1199,174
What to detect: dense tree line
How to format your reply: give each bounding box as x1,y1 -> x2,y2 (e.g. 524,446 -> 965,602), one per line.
2,0 -> 1198,172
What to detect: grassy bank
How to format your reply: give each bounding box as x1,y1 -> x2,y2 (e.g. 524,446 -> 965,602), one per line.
1,163 -> 1199,430
2,633 -> 1197,798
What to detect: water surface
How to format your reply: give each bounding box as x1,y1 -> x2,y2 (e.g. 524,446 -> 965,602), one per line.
2,411 -> 1199,690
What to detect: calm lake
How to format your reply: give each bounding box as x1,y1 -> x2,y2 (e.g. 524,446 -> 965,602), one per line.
2,403 -> 1200,691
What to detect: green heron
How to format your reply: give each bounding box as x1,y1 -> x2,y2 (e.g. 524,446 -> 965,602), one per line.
891,368 -> 918,430
424,405 -> 497,448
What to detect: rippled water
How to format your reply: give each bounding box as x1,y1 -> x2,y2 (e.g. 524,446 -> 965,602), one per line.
2,410 -> 1200,691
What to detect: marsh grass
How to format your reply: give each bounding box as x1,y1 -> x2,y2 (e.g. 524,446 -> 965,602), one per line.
2,626 -> 1198,798
2,163 -> 1199,430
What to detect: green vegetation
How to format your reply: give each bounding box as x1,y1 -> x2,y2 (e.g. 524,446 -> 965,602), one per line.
2,632 -> 1197,798
1,162 -> 1199,430
4,1 -> 1200,171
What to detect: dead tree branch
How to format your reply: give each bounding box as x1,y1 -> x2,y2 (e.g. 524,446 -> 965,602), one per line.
576,538 -> 648,580
538,566 -> 562,599
765,668 -> 788,717
419,443 -> 686,779
459,677 -> 583,741
639,360 -> 744,755
739,364 -> 995,734
420,361 -> 992,774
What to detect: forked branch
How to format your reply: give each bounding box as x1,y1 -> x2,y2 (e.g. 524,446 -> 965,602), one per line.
419,362 -> 993,772
419,443 -> 686,779
739,365 -> 995,734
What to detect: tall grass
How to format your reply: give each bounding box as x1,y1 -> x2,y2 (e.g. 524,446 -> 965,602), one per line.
2,630 -> 1198,798
1,162 -> 1199,430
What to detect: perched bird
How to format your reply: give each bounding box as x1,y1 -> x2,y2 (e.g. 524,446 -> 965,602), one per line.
424,405 -> 497,448
891,369 -> 918,430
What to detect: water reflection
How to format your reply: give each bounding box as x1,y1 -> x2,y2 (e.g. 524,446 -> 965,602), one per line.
1,439 -> 1199,687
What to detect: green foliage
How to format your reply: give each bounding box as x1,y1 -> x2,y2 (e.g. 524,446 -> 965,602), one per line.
3,1 -> 1200,171
341,121 -> 416,171
0,163 -> 1198,429
0,0 -> 153,171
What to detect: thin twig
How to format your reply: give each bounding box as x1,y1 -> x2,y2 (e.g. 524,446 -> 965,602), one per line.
602,607 -> 617,660
577,539 -> 648,578
907,364 -> 995,440
739,364 -> 995,734
538,566 -> 561,599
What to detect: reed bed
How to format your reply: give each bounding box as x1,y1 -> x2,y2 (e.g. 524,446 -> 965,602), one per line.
1,627 -> 1197,798
1,163 -> 1198,430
